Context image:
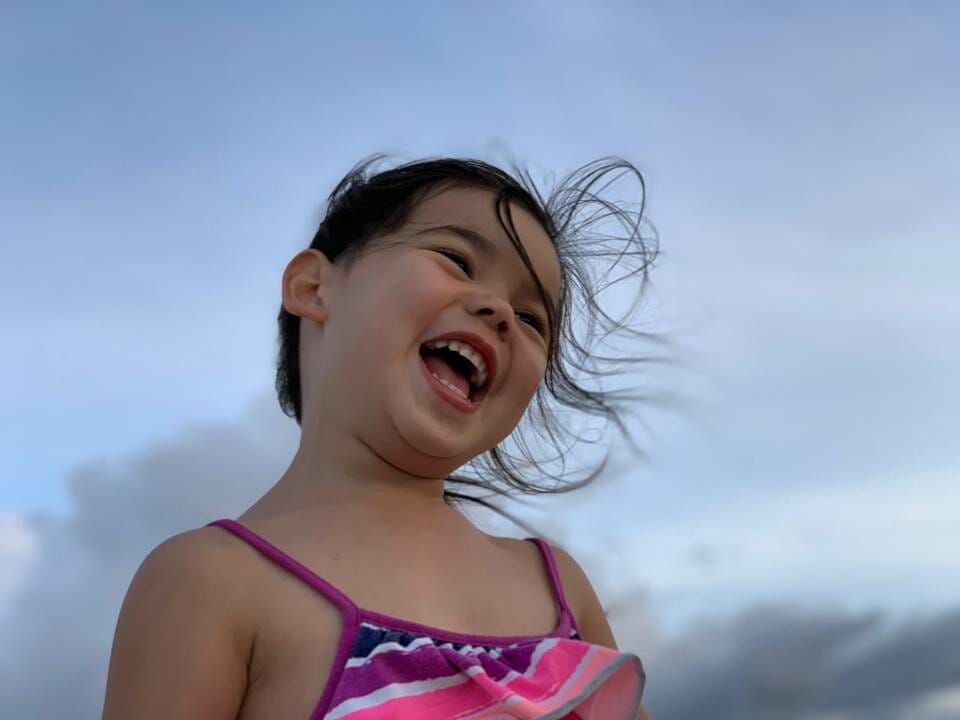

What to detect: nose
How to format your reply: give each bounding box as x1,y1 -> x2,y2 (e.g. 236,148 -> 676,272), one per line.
471,294 -> 513,338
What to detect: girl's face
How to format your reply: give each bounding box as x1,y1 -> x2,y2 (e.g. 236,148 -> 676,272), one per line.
294,185 -> 562,477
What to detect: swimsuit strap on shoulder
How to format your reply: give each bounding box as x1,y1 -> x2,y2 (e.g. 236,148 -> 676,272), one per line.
524,536 -> 581,635
206,518 -> 357,620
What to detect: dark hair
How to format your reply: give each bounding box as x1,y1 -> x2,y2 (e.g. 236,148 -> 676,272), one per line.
276,154 -> 684,533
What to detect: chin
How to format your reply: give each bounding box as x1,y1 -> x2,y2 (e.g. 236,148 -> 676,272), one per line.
389,418 -> 481,468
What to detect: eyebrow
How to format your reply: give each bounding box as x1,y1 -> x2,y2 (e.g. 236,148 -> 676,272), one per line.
415,223 -> 558,314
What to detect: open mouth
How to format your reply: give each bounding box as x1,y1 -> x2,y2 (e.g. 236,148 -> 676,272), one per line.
418,343 -> 490,404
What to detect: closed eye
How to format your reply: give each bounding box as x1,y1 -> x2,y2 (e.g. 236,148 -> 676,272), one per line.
436,248 -> 549,338
437,248 -> 472,276
517,311 -> 547,335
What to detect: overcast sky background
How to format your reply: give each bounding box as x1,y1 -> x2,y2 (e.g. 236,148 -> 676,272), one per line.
2,2 -> 959,718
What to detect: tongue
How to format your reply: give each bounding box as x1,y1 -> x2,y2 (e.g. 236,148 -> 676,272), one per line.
423,354 -> 471,397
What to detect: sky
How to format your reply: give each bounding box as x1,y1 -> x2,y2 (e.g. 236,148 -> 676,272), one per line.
2,2 -> 959,718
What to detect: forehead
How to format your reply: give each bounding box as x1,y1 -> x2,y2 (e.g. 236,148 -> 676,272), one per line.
403,184 -> 562,301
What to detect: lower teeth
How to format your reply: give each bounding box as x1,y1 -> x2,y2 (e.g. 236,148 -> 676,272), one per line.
431,372 -> 471,401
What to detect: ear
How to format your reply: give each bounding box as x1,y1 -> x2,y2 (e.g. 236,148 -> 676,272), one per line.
281,249 -> 335,324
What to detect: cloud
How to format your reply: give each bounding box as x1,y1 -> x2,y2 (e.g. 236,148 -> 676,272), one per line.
587,461 -> 960,637
0,392 -> 299,719
2,391 -> 958,719
0,513 -> 36,618
630,602 -> 960,720
906,685 -> 960,720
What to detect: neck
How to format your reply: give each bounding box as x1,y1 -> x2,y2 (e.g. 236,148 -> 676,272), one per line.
241,421 -> 483,550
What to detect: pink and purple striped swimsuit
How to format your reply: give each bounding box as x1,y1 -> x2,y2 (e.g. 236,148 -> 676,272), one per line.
207,518 -> 645,719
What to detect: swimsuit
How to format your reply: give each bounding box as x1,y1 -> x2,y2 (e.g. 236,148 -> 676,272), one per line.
207,518 -> 645,719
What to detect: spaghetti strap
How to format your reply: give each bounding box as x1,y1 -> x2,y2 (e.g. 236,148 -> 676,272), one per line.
206,518 -> 580,642
523,536 -> 582,636
206,518 -> 358,620
206,520 -> 639,717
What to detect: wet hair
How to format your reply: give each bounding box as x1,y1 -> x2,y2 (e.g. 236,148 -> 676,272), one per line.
276,154 -> 684,533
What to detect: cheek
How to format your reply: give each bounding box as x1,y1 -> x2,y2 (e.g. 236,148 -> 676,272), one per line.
357,260 -> 434,324
390,260 -> 448,307
511,352 -> 548,398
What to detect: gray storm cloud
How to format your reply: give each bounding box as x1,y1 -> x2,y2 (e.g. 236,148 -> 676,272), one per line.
645,603 -> 960,720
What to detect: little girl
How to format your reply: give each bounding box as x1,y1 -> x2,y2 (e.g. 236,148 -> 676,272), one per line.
103,155 -> 655,719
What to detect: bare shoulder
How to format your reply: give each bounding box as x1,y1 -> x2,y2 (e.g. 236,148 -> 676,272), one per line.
137,523 -> 246,563
543,543 -> 588,613
549,543 -> 652,720
133,525 -> 256,611
550,544 -> 650,720
492,536 -> 610,647
102,526 -> 255,719
543,543 -> 616,645
486,536 -> 651,719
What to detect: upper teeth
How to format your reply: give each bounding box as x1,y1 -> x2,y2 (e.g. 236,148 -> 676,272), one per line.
423,339 -> 489,390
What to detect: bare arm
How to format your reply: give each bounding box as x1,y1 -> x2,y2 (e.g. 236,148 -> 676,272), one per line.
551,544 -> 651,720
102,530 -> 252,720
